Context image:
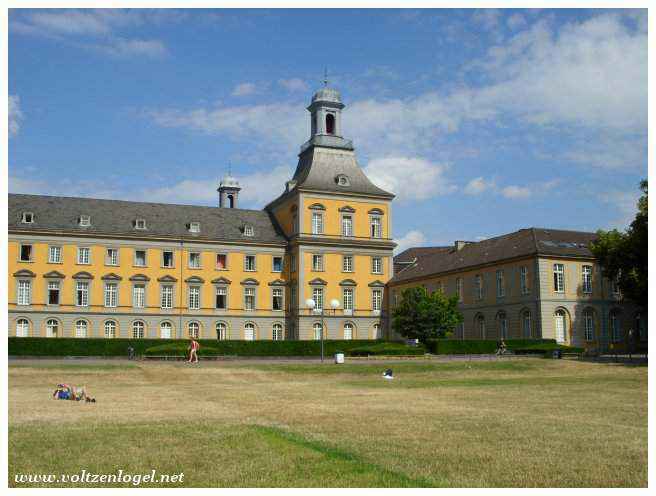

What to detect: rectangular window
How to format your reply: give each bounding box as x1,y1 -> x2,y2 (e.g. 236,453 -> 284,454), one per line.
106,248 -> 119,266
133,284 -> 145,308
370,216 -> 382,238
584,313 -> 594,341
104,283 -> 118,308
342,215 -> 353,237
17,280 -> 31,305
189,252 -> 201,269
343,288 -> 353,311
244,255 -> 256,271
188,286 -> 200,310
272,256 -> 283,272
47,281 -> 60,305
244,287 -> 255,310
343,255 -> 353,272
79,215 -> 91,227
48,246 -> 62,264
272,288 -> 283,311
372,289 -> 382,312
475,275 -> 483,300
162,250 -> 174,268
215,287 -> 227,309
161,285 -> 173,309
520,266 -> 529,295
312,254 -> 324,271
582,265 -> 593,294
372,257 -> 383,274
312,287 -> 324,310
216,253 -> 227,270
20,244 -> 33,262
76,281 -> 89,307
311,212 -> 324,235
77,247 -> 90,264
496,270 -> 505,297
189,222 -> 200,233
134,249 -> 146,267
553,264 -> 565,292
456,277 -> 463,302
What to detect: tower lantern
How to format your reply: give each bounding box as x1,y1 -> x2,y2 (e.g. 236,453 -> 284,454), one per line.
218,172 -> 241,208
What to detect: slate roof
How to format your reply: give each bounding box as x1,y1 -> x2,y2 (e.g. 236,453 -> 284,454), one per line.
391,228 -> 598,284
9,194 -> 287,244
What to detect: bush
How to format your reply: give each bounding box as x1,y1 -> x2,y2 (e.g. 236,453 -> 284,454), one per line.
8,337 -> 382,357
425,339 -> 557,355
347,342 -> 426,357
144,343 -> 221,357
511,343 -> 584,356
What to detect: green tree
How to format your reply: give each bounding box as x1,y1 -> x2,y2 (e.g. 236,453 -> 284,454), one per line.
392,286 -> 463,342
590,180 -> 647,309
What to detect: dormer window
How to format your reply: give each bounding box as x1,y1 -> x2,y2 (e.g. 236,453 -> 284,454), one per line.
336,174 -> 350,187
79,215 -> 91,227
189,222 -> 200,233
21,212 -> 34,224
244,224 -> 254,237
134,219 -> 147,230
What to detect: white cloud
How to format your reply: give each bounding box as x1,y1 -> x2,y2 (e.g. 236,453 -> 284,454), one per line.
27,10 -> 111,35
394,229 -> 427,254
362,157 -> 456,202
232,82 -> 258,97
600,189 -> 640,229
97,38 -> 167,58
9,95 -> 23,137
506,13 -> 526,30
500,185 -> 531,199
464,176 -> 495,195
278,78 -> 308,92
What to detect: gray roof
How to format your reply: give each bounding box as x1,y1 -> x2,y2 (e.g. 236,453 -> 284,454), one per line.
9,194 -> 286,244
391,228 -> 599,284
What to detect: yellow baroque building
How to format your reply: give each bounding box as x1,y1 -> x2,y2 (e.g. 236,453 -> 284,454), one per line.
8,85 -> 395,341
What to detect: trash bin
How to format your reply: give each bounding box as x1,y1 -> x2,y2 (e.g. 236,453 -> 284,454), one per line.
334,353 -> 345,364
552,349 -> 562,359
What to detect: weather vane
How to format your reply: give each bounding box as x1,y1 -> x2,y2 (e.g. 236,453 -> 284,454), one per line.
323,67 -> 329,87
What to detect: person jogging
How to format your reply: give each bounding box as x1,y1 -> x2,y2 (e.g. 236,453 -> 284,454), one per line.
188,338 -> 200,364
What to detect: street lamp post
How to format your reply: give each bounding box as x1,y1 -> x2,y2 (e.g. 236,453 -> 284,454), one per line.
306,298 -> 340,363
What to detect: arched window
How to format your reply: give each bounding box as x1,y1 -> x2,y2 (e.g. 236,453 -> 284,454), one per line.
522,310 -> 531,338
343,323 -> 353,340
216,322 -> 227,340
325,113 -> 335,134
244,322 -> 255,341
609,311 -> 621,342
46,319 -> 59,338
313,323 -> 322,340
75,320 -> 88,338
228,195 -> 234,208
104,320 -> 116,339
497,311 -> 508,339
272,323 -> 283,341
554,310 -> 567,343
160,321 -> 172,339
188,322 -> 200,339
372,323 -> 381,339
16,318 -> 29,337
583,309 -> 595,341
132,320 -> 145,339
476,315 -> 485,339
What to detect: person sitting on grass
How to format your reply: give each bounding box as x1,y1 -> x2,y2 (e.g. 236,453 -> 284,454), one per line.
188,338 -> 200,364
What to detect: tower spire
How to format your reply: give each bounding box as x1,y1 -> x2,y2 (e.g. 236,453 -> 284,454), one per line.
323,67 -> 328,87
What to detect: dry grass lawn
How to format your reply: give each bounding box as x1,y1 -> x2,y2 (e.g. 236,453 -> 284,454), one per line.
8,358 -> 647,488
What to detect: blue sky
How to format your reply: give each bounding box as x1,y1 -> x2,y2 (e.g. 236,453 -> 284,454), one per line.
8,8 -> 648,253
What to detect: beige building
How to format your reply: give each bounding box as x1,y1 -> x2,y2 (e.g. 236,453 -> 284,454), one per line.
388,228 -> 646,352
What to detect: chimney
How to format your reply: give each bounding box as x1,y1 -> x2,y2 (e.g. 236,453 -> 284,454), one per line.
455,240 -> 469,251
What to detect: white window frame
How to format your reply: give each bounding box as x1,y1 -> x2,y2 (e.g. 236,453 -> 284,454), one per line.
188,286 -> 201,310
341,215 -> 353,237
189,222 -> 201,233
46,319 -> 59,338
272,323 -> 283,341
75,281 -> 89,307
77,246 -> 90,265
312,287 -> 324,310
105,320 -> 117,338
132,321 -> 145,339
244,224 -> 254,237
343,323 -> 353,340
133,284 -> 145,308
134,249 -> 147,267
215,286 -> 228,310
372,289 -> 382,313
312,254 -> 324,272
17,279 -> 32,306
496,270 -> 505,298
161,285 -> 174,309
188,252 -> 202,269
520,266 -> 529,295
216,253 -> 228,270
272,256 -> 283,273
272,288 -> 283,311
162,250 -> 175,268
104,282 -> 118,308
244,255 -> 257,272
370,215 -> 382,239
584,311 -> 594,341
21,211 -> 34,224
582,265 -> 593,294
456,277 -> 463,302
343,288 -> 354,313
79,215 -> 91,227
19,244 -> 33,262
522,312 -> 531,338
188,322 -> 200,339
311,212 -> 324,235
160,322 -> 172,339
244,287 -> 256,311
106,248 -> 119,266
48,245 -> 62,264
47,280 -> 60,305
475,275 -> 483,300
216,322 -> 227,340
553,264 -> 565,293
16,318 -> 30,337
75,320 -> 88,338
342,255 -> 353,273
372,257 -> 383,275
244,322 -> 256,341
134,219 -> 147,230
313,322 -> 322,340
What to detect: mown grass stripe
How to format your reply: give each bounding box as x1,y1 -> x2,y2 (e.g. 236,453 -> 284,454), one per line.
252,424 -> 439,487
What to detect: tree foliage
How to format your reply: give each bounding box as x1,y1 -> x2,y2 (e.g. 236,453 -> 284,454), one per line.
590,180 -> 647,309
392,286 -> 463,342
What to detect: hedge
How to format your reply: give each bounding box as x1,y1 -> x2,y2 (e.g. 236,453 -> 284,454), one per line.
424,339 -> 557,355
8,337 -> 383,357
347,342 -> 426,357
510,343 -> 584,355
